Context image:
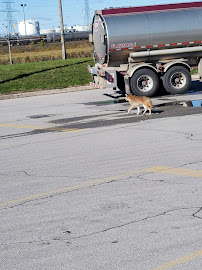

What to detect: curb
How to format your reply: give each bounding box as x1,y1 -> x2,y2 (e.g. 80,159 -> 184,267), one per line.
0,85 -> 97,100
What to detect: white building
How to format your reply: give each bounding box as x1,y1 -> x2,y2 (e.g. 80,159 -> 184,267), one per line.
40,29 -> 55,35
38,24 -> 92,36
18,20 -> 40,36
66,25 -> 91,32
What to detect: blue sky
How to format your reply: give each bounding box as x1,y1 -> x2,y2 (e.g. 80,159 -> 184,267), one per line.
0,0 -> 201,35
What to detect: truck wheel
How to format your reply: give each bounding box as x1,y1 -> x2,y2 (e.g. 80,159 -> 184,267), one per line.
130,68 -> 159,97
162,66 -> 191,94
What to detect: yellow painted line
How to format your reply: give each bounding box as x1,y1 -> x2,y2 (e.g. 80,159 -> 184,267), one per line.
146,166 -> 202,178
0,123 -> 46,129
151,249 -> 202,270
0,131 -> 72,147
0,123 -> 82,133
1,165 -> 202,206
0,169 -> 143,207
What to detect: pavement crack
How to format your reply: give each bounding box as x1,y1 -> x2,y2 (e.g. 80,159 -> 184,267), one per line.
1,179 -> 123,210
193,207 -> 202,219
142,127 -> 193,141
1,170 -> 91,180
72,207 -> 199,240
135,171 -> 166,183
0,170 -> 32,177
137,173 -> 167,183
177,160 -> 202,168
22,170 -> 32,176
1,238 -> 72,248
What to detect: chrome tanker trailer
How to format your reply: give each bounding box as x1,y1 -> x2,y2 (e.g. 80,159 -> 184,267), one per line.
88,1 -> 202,96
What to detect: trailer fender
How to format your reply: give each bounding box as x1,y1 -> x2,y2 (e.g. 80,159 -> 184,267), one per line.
163,61 -> 190,73
127,64 -> 158,78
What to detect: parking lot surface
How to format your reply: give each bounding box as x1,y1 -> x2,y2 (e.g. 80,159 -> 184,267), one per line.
1,79 -> 202,270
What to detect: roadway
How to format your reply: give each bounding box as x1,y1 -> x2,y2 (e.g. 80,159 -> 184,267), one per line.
0,78 -> 202,270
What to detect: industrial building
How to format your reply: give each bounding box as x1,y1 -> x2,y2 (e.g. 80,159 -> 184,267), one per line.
18,19 -> 40,36
66,25 -> 91,32
40,25 -> 91,35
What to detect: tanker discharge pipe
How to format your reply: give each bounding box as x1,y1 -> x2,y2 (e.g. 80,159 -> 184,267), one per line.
130,46 -> 202,59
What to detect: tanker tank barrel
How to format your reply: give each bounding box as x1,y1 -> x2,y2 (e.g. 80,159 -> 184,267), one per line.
92,1 -> 202,66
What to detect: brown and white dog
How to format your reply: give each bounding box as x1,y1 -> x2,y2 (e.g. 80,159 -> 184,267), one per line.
125,94 -> 153,115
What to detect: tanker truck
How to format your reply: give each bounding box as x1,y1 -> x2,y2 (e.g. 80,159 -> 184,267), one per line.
88,1 -> 202,96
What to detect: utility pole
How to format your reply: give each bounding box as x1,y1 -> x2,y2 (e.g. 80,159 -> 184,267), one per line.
7,38 -> 12,64
58,0 -> 67,59
21,4 -> 26,35
3,24 -> 12,64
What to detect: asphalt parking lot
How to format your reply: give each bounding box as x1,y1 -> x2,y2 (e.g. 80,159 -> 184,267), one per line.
0,78 -> 202,270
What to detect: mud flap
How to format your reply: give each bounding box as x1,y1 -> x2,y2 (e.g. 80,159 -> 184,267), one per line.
124,75 -> 130,94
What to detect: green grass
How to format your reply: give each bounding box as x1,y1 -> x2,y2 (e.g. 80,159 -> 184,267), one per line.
0,57 -> 94,94
191,68 -> 198,75
0,58 -> 198,95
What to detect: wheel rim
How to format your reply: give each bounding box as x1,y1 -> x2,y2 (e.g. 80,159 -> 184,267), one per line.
137,75 -> 153,92
170,72 -> 186,89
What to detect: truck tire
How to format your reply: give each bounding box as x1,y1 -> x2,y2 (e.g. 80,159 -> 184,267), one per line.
162,66 -> 191,94
130,68 -> 159,97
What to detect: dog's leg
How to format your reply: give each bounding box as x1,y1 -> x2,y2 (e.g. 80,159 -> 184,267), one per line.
137,106 -> 140,115
128,104 -> 135,114
147,104 -> 152,115
143,105 -> 147,115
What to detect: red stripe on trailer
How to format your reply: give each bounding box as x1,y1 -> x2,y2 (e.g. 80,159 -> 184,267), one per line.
108,40 -> 202,52
101,1 -> 202,16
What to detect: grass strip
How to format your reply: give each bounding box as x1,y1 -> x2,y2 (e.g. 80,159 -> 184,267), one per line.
0,56 -> 198,95
0,57 -> 94,94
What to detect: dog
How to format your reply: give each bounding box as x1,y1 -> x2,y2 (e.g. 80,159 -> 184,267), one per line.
125,94 -> 153,115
